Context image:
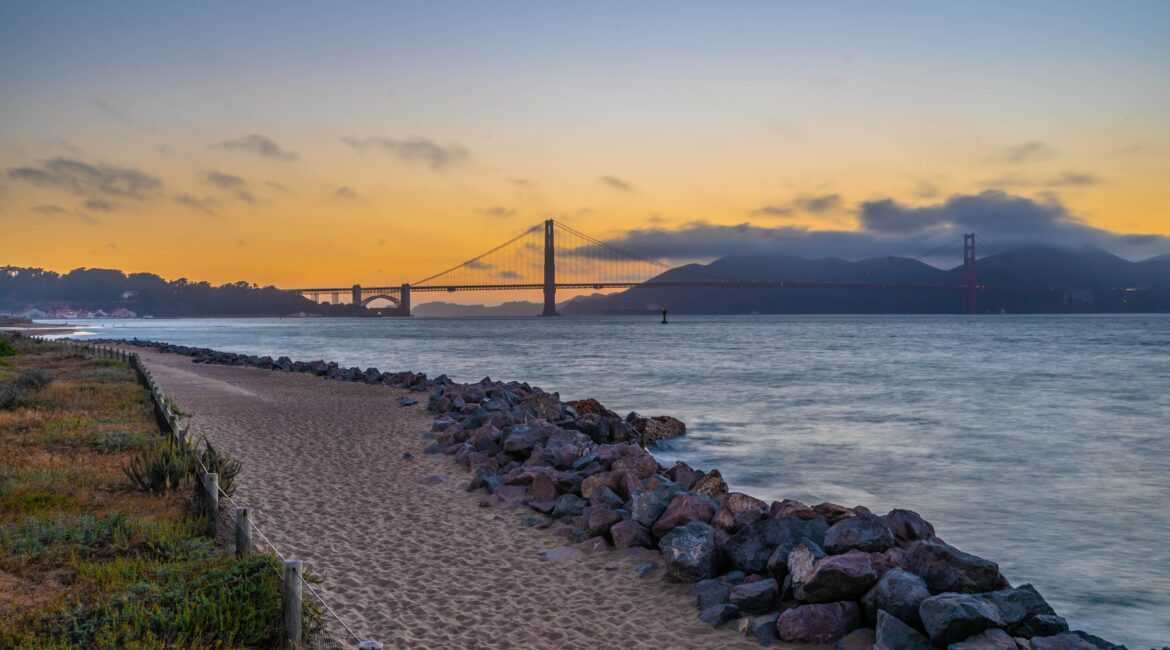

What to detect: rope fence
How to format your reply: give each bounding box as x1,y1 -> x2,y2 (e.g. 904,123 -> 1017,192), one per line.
27,335 -> 379,650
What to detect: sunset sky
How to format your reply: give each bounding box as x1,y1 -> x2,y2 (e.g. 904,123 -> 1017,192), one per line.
2,2 -> 1168,292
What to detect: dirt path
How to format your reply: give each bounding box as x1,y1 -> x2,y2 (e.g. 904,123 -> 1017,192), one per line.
131,349 -> 779,650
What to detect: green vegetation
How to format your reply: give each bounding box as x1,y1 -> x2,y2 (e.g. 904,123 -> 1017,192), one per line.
0,337 -> 15,357
0,334 -> 302,648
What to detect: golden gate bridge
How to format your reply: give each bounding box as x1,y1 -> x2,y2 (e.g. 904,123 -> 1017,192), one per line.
289,220 -> 980,316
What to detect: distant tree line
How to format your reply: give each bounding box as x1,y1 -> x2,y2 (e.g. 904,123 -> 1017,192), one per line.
0,266 -> 363,317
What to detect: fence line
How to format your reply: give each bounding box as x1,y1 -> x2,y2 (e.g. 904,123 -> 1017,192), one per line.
28,335 -> 378,650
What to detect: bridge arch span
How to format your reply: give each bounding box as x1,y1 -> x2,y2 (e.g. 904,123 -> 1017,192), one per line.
360,294 -> 400,307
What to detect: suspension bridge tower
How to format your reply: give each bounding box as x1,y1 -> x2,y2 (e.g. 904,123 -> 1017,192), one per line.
964,233 -> 977,315
542,219 -> 557,317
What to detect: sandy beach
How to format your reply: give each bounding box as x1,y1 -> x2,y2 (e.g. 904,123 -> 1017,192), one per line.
130,348 -> 780,650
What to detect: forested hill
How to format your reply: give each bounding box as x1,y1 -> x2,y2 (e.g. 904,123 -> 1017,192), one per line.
0,267 -> 361,317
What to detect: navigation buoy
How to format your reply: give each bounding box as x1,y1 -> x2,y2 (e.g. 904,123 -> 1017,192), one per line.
661,308 -> 668,324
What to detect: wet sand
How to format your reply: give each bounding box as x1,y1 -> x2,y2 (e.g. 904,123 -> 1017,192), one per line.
130,349 -> 782,650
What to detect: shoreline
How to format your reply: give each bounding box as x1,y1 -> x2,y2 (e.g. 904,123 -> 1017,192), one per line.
63,335 -> 1132,649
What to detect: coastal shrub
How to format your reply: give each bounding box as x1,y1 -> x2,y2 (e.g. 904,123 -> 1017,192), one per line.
0,369 -> 53,409
123,439 -> 190,494
192,440 -> 241,498
91,430 -> 151,453
0,336 -> 15,357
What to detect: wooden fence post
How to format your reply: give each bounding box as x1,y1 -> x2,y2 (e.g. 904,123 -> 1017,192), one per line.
284,559 -> 303,647
203,472 -> 219,535
235,508 -> 252,557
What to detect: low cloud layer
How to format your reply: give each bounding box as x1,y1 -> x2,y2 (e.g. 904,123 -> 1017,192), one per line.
203,170 -> 254,203
577,191 -> 1170,264
341,136 -> 469,171
989,140 -> 1057,164
7,158 -> 161,200
215,134 -> 298,161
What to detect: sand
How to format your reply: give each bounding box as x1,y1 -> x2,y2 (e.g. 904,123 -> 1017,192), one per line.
130,349 -> 792,650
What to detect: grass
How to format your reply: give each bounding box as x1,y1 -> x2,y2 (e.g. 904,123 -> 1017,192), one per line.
0,334 -> 300,648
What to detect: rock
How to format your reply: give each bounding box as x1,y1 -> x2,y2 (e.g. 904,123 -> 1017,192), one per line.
589,485 -> 624,510
739,613 -> 780,646
904,540 -> 1009,594
1009,614 -> 1068,638
813,502 -> 858,524
398,396 -> 418,406
581,472 -> 618,499
528,473 -> 558,503
551,494 -> 586,519
729,578 -> 779,614
882,508 -> 936,543
401,452 -> 414,460
796,550 -> 879,603
667,462 -> 701,490
628,487 -> 676,528
631,414 -> 687,444
862,567 -> 931,627
660,521 -> 719,582
610,519 -> 653,549
950,628 -> 1019,649
770,499 -> 819,519
919,592 -> 1007,646
585,506 -> 622,537
786,539 -> 827,595
875,609 -> 932,650
1029,633 -> 1115,650
695,578 -> 732,610
723,492 -> 769,529
612,449 -> 659,479
730,515 -> 830,575
823,513 -> 896,554
691,469 -> 729,498
980,585 -> 1056,628
698,603 -> 740,627
776,601 -> 862,644
836,628 -> 876,650
652,493 -> 717,537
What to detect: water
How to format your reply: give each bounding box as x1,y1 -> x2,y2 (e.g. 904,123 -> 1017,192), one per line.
52,314 -> 1170,647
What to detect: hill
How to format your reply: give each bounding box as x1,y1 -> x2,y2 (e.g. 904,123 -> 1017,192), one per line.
562,248 -> 1170,314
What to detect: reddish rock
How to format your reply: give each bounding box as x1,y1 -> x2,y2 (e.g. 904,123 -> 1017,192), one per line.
712,507 -> 737,531
528,473 -> 558,503
667,461 -> 701,490
610,519 -> 654,549
585,506 -> 622,537
813,502 -> 859,524
870,546 -> 908,576
581,472 -> 617,499
882,508 -> 936,543
613,450 -> 658,479
776,601 -> 862,644
724,492 -> 768,529
568,398 -> 607,415
692,469 -> 729,498
629,413 -> 687,444
652,494 -> 718,537
770,499 -> 819,519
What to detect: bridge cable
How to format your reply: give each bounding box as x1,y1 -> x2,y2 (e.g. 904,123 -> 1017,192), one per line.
411,223 -> 542,286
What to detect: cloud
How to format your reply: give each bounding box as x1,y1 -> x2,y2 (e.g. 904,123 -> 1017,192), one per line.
989,141 -> 1057,164
215,134 -> 298,161
599,175 -> 635,192
982,170 -> 1102,190
466,260 -> 494,270
478,206 -> 516,219
32,204 -> 99,225
495,270 -> 521,280
83,199 -> 115,212
332,186 -> 359,200
577,191 -> 1170,263
173,193 -> 219,215
752,193 -> 842,218
203,170 -> 255,203
340,136 -> 469,171
7,158 -> 161,200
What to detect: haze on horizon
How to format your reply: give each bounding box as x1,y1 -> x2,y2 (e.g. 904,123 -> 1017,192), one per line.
2,2 -> 1169,300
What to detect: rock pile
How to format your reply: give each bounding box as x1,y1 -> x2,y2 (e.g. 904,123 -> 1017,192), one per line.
107,339 -> 1129,649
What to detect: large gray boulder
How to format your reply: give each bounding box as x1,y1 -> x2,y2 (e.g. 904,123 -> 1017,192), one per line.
823,513 -> 896,554
904,540 -> 1009,593
949,628 -> 1019,649
862,567 -> 932,626
728,515 -> 829,575
874,610 -> 932,650
729,577 -> 779,614
795,550 -> 879,603
776,601 -> 862,644
919,592 -> 1006,646
660,521 -> 719,582
695,578 -> 731,610
882,508 -> 936,543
